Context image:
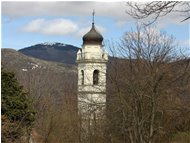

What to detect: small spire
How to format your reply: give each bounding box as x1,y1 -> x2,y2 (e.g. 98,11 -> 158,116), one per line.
92,9 -> 95,25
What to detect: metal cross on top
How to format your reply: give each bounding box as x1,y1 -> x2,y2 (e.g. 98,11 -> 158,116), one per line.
92,9 -> 95,24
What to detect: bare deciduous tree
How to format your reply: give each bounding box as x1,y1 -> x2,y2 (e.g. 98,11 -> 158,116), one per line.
106,24 -> 190,143
126,2 -> 190,25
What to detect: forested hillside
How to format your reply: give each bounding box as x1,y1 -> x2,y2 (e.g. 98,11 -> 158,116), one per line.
2,49 -> 78,142
2,43 -> 190,143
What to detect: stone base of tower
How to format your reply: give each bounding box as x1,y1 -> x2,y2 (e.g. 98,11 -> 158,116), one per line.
78,92 -> 106,143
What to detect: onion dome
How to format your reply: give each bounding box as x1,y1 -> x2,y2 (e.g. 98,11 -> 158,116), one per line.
82,23 -> 103,45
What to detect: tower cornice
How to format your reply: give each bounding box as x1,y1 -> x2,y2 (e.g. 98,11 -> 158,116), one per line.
76,59 -> 108,64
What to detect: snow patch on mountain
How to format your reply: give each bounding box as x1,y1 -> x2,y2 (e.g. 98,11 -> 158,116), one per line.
41,42 -> 66,47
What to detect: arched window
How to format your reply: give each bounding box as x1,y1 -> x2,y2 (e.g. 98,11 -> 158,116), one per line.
81,70 -> 84,85
93,70 -> 99,85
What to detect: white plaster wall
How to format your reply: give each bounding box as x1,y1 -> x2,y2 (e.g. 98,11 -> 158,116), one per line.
78,93 -> 106,114
77,43 -> 108,117
78,64 -> 106,93
78,85 -> 106,93
78,93 -> 106,105
77,44 -> 108,60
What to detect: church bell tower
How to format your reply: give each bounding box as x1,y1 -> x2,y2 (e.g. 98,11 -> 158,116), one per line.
76,11 -> 108,136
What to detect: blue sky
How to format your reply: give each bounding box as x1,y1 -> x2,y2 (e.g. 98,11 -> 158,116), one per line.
1,1 -> 190,53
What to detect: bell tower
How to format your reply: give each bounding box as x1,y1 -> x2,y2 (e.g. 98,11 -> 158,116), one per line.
76,11 -> 108,140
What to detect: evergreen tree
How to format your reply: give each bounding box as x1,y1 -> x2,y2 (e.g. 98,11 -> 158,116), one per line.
2,69 -> 35,142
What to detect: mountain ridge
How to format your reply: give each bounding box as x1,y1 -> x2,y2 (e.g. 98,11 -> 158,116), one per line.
18,42 -> 80,65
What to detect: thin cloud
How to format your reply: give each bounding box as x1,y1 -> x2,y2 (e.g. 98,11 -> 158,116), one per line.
2,2 -> 127,18
21,18 -> 106,38
2,1 -> 187,28
22,18 -> 78,36
178,39 -> 190,48
116,20 -> 126,27
2,1 -> 132,28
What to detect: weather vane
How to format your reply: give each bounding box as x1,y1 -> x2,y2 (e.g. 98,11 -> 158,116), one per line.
92,9 -> 95,24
